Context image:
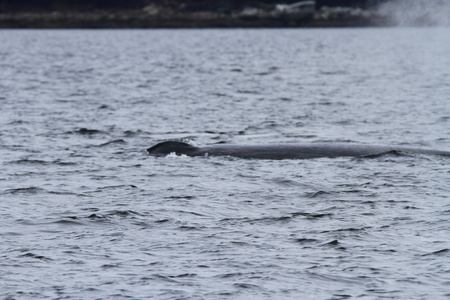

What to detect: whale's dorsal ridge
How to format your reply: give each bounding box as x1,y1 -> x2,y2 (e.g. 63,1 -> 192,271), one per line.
146,141 -> 196,156
146,141 -> 450,160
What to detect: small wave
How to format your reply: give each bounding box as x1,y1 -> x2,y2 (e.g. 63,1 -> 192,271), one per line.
150,274 -> 180,284
268,177 -> 302,187
248,216 -> 291,224
164,195 -> 196,200
19,252 -> 53,261
87,214 -> 106,221
7,158 -> 76,166
237,90 -> 260,94
334,227 -> 369,232
53,159 -> 77,166
178,225 -> 202,231
72,128 -> 105,135
175,210 -> 205,217
293,238 -> 318,244
47,190 -> 83,196
168,273 -> 197,278
332,294 -> 352,299
4,187 -> 45,194
101,263 -> 121,269
86,210 -> 144,223
233,283 -> 261,289
155,219 -> 170,223
323,239 -> 340,246
421,248 -> 449,256
221,211 -> 332,225
8,159 -> 49,165
359,150 -> 404,159
2,231 -> 22,236
216,272 -> 244,279
291,212 -> 334,219
321,240 -> 347,250
305,191 -> 330,198
123,130 -> 142,137
52,219 -> 85,226
95,139 -> 127,147
93,185 -> 139,192
106,210 -> 143,217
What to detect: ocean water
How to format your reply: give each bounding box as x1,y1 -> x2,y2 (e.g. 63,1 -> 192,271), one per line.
0,28 -> 449,299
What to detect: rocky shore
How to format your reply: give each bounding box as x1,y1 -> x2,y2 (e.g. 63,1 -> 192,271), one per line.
0,6 -> 390,28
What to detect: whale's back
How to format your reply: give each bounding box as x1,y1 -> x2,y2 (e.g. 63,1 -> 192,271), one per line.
147,141 -> 450,159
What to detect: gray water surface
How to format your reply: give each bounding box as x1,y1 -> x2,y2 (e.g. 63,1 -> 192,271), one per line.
1,28 -> 450,299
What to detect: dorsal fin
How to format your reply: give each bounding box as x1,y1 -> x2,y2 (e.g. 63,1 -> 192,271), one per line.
147,141 -> 195,156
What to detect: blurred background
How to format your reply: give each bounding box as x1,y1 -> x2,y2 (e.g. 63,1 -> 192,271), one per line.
0,1 -> 386,12
0,0 -> 398,28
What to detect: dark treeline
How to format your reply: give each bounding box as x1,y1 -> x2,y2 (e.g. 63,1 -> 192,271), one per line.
318,0 -> 386,8
1,0 -> 388,12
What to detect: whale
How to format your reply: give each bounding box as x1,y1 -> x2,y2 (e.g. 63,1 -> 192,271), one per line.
147,141 -> 450,160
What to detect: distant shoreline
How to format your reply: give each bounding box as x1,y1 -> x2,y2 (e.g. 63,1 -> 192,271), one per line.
0,9 -> 390,29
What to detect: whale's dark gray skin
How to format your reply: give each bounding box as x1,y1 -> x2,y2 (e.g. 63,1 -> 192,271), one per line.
147,141 -> 450,160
